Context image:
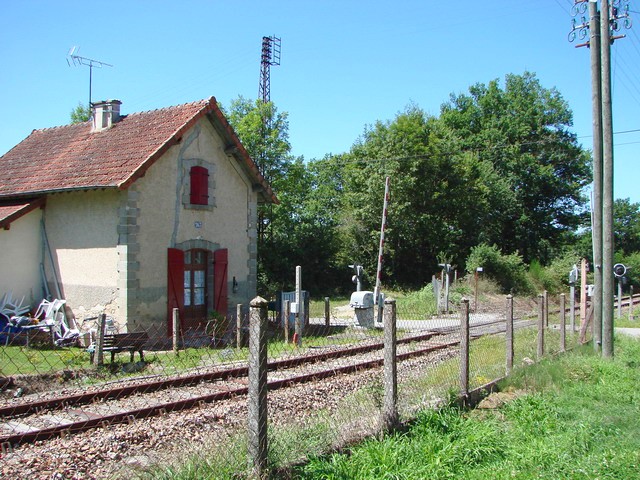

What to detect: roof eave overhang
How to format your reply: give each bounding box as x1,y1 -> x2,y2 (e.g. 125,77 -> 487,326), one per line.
0,197 -> 46,230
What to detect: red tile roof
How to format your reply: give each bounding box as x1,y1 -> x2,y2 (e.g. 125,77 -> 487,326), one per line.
0,97 -> 277,203
0,198 -> 45,229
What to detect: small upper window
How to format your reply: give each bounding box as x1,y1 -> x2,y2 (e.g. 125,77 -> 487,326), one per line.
190,166 -> 209,205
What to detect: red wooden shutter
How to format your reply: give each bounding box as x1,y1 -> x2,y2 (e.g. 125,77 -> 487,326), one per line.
213,248 -> 228,317
167,248 -> 185,336
190,166 -> 209,205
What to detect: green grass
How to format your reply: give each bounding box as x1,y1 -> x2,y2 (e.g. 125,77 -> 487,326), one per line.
293,335 -> 640,479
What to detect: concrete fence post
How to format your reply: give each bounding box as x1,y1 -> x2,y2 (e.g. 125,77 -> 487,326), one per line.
460,298 -> 470,400
236,304 -> 243,350
324,297 -> 331,328
172,308 -> 180,355
93,313 -> 106,366
537,294 -> 545,360
506,295 -> 514,376
382,297 -> 398,431
247,296 -> 268,478
560,294 -> 566,352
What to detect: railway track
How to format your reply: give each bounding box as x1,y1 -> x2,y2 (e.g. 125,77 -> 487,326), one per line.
0,316 -> 535,449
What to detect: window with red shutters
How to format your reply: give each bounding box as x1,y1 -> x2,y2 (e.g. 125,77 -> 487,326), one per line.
190,166 -> 209,205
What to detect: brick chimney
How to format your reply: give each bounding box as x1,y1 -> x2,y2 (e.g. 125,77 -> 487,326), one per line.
92,100 -> 122,132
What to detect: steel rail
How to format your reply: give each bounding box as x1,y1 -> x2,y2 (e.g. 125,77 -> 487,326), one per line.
0,339 -> 458,447
0,332 -> 437,418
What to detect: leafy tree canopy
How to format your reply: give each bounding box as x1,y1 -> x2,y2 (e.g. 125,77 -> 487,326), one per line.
69,102 -> 91,124
440,72 -> 591,264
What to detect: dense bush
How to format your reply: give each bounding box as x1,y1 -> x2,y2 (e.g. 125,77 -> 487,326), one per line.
465,244 -> 533,294
529,252 -> 582,294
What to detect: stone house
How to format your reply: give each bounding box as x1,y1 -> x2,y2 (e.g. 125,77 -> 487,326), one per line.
0,98 -> 276,336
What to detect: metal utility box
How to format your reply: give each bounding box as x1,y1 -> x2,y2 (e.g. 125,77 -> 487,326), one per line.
350,291 -> 374,309
350,291 -> 374,328
277,291 -> 310,328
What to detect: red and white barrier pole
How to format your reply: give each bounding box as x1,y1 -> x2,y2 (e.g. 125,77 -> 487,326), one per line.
374,177 -> 390,304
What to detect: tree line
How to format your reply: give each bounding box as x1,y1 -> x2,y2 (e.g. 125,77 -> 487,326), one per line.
224,71 -> 640,297
71,72 -> 640,296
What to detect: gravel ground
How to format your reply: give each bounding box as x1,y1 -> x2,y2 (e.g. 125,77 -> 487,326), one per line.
1,343 -> 457,480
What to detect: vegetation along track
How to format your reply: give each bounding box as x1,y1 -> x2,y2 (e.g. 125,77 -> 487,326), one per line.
0,317 -> 534,448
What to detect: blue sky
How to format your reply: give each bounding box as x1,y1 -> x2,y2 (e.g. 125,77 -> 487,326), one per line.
1,1 -> 638,202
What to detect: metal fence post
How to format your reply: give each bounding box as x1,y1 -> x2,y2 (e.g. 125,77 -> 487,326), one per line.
324,297 -> 330,328
172,308 -> 180,355
560,294 -> 566,352
630,285 -> 634,322
247,296 -> 268,478
460,298 -> 470,400
537,294 -> 545,360
93,313 -> 106,366
382,297 -> 398,430
236,304 -> 243,350
506,295 -> 514,376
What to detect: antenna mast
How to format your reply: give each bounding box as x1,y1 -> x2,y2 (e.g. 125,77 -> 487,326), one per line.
258,36 -> 281,103
67,46 -> 113,109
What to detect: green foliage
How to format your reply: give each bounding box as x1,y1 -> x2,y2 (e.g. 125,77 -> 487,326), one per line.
225,73 -> 595,295
528,251 -> 582,294
440,71 -> 591,265
69,102 -> 91,123
614,198 -> 640,255
225,97 -> 347,296
466,243 -> 532,294
294,337 -> 640,480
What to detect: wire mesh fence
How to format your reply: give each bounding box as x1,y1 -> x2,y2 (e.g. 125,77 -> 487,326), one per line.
0,288 -> 591,478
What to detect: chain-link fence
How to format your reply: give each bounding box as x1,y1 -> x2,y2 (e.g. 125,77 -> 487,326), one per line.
0,288 -> 591,478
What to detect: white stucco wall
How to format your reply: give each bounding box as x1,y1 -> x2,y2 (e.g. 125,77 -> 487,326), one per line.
43,190 -> 121,319
132,118 -> 256,325
0,207 -> 44,310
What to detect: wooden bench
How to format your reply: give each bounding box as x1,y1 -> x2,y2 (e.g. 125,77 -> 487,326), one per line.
90,332 -> 149,363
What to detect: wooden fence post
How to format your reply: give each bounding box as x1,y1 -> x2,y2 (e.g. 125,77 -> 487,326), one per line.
324,297 -> 330,328
247,296 -> 268,478
537,294 -> 545,360
382,297 -> 398,430
630,285 -> 634,322
460,298 -> 470,400
560,294 -> 566,352
506,295 -> 514,376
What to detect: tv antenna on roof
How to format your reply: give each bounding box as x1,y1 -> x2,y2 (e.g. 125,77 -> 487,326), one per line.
67,46 -> 113,109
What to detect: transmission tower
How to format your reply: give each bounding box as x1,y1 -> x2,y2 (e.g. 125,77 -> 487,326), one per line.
258,36 -> 281,103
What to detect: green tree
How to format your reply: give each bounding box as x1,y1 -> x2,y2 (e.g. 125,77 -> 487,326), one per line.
225,97 -> 344,295
439,72 -> 591,264
69,102 -> 91,123
335,105 -> 510,288
613,198 -> 640,255
223,96 -> 290,186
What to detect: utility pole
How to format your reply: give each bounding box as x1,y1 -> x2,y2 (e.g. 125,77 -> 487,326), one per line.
569,0 -> 632,358
600,0 -> 615,358
589,1 -> 603,352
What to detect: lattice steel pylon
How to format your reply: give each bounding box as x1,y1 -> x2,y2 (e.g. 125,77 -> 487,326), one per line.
258,36 -> 281,103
